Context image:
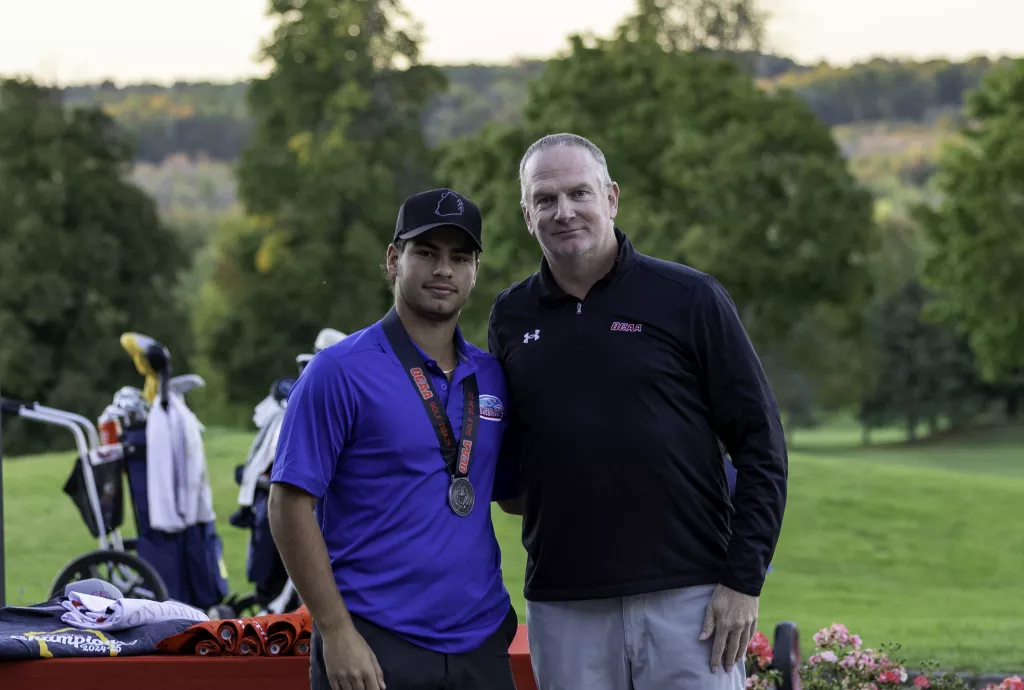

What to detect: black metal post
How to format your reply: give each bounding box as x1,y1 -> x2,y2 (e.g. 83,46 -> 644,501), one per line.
0,392 -> 6,608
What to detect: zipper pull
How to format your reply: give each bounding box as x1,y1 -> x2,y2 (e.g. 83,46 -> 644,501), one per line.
576,302 -> 582,315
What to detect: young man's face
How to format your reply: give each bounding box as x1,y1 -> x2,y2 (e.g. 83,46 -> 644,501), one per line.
388,226 -> 479,322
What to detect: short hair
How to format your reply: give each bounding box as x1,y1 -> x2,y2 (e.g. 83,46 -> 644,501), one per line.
381,238 -> 409,293
518,133 -> 614,206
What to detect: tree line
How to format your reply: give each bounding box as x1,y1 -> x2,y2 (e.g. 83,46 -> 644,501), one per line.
55,54 -> 1013,164
2,0 -> 1022,455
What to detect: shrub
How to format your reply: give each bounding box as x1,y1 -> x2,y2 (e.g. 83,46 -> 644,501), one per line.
745,622 -> 1022,690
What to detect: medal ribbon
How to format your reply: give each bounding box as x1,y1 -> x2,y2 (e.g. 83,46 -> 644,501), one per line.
381,308 -> 479,484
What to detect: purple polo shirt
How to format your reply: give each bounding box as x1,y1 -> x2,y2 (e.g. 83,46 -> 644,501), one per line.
270,317 -> 518,654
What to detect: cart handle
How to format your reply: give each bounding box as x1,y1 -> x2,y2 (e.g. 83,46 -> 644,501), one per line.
0,398 -> 101,451
0,396 -> 30,416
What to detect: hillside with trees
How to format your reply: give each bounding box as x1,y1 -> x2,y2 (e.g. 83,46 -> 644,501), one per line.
63,54 -> 1001,158
3,0 -> 1022,451
48,52 -> 1001,229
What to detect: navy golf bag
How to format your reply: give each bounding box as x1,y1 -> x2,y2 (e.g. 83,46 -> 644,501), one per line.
230,377 -> 297,610
122,421 -> 231,610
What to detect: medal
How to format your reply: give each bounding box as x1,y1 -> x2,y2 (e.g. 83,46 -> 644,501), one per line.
381,308 -> 481,520
448,476 -> 475,517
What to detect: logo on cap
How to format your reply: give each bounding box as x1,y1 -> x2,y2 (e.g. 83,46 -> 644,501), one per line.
435,190 -> 464,217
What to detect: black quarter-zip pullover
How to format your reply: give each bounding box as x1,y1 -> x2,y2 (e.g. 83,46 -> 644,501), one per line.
487,228 -> 788,601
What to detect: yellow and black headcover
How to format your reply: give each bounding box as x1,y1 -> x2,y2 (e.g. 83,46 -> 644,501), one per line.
119,332 -> 172,408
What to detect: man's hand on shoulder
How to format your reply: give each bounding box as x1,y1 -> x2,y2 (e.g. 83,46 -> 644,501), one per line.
699,583 -> 759,674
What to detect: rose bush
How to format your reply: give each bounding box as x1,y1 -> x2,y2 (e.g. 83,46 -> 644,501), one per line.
745,622 -> 1022,690
745,629 -> 783,690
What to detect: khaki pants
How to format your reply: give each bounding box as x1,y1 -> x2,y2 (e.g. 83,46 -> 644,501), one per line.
526,583 -> 746,690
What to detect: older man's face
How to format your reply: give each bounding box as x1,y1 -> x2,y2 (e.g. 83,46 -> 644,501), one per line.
521,147 -> 619,263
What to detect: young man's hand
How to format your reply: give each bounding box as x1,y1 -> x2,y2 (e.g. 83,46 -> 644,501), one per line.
322,622 -> 386,690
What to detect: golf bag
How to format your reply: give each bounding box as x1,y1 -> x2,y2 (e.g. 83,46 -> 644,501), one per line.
113,332 -> 231,610
230,377 -> 296,608
228,327 -> 347,611
122,413 -> 231,610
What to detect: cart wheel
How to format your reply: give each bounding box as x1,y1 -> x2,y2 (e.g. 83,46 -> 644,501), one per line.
773,620 -> 801,690
227,593 -> 264,618
207,604 -> 239,620
49,549 -> 169,602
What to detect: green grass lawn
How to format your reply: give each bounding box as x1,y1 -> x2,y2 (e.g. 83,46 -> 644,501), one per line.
790,420 -> 1024,478
2,422 -> 1023,674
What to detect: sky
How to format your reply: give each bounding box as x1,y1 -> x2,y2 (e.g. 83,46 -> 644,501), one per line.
1,0 -> 1023,85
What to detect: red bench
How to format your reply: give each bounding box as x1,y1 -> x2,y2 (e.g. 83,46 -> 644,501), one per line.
0,623 -> 539,690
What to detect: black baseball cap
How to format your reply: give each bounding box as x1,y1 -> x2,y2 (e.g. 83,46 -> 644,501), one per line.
393,188 -> 483,252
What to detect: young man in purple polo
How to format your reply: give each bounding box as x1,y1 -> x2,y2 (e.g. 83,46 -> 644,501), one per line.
268,188 -> 520,690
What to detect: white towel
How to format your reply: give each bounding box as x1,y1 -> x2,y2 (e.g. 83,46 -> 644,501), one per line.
145,391 -> 216,533
61,591 -> 209,632
253,393 -> 284,430
236,395 -> 286,508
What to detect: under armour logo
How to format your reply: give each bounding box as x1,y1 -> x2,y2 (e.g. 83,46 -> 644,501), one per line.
435,190 -> 464,217
523,329 -> 540,343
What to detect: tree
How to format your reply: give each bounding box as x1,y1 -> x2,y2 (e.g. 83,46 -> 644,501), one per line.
192,0 -> 446,410
620,0 -> 768,54
854,214 -> 1001,442
916,58 -> 1024,381
0,79 -> 190,453
859,280 -> 991,441
437,22 -> 877,369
